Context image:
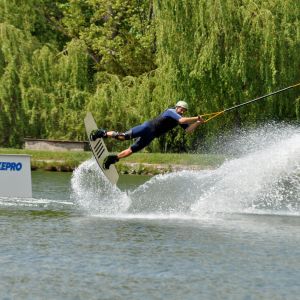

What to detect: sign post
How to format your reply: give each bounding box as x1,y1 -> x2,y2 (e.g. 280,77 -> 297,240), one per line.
0,154 -> 32,198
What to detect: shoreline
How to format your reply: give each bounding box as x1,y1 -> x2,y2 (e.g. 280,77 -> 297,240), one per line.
1,148 -> 224,175
31,160 -> 215,175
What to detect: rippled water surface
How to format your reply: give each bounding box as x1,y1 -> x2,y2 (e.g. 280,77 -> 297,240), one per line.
1,124 -> 300,299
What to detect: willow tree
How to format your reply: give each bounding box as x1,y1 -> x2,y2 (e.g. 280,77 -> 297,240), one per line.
1,0 -> 299,151
87,0 -> 300,152
152,0 -> 300,149
0,23 -> 39,146
59,0 -> 158,147
0,0 -> 62,146
55,0 -> 156,77
0,0 -> 67,47
26,39 -> 91,141
0,22 -> 91,146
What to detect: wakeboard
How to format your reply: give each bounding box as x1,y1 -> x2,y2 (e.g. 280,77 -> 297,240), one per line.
84,112 -> 119,185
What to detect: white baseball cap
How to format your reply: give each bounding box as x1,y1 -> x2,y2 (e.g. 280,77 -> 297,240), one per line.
175,101 -> 188,110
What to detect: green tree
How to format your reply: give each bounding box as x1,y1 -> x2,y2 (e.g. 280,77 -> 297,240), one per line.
0,0 -> 299,151
58,0 -> 156,76
152,0 -> 300,150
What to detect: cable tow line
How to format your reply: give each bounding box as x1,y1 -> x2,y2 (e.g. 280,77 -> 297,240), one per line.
201,82 -> 300,123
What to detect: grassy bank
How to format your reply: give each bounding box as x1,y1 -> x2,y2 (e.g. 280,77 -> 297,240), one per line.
0,148 -> 225,175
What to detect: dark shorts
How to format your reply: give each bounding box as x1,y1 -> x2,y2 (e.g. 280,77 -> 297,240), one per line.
129,122 -> 155,153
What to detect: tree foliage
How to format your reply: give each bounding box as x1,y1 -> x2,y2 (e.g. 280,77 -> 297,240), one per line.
153,0 -> 300,148
0,0 -> 299,151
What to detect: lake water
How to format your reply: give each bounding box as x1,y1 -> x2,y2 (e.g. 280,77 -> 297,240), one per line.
1,124 -> 300,299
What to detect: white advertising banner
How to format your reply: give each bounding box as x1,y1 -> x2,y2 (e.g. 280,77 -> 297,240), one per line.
0,154 -> 32,198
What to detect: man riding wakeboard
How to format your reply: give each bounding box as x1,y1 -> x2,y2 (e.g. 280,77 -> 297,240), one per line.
90,101 -> 204,169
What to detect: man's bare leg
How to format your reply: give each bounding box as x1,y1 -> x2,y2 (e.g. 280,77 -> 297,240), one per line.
117,148 -> 133,160
106,131 -> 126,141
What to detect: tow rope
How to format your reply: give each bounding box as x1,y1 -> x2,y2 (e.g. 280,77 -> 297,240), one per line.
201,82 -> 300,123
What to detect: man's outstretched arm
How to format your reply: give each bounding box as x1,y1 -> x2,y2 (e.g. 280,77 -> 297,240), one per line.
184,116 -> 205,133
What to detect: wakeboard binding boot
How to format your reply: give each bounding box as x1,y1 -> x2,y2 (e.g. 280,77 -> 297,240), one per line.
90,128 -> 107,141
103,155 -> 119,170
